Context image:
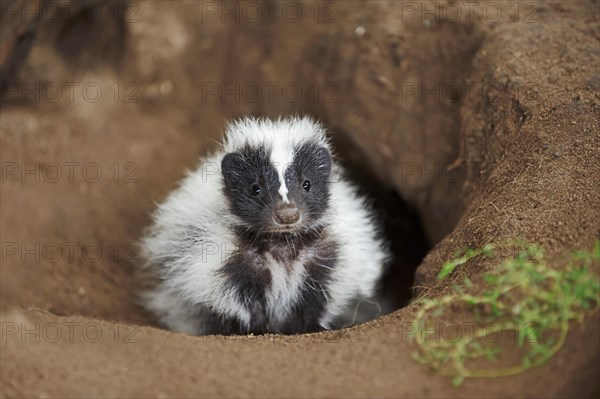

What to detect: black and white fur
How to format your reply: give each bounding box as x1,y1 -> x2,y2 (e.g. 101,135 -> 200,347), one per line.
140,116 -> 389,335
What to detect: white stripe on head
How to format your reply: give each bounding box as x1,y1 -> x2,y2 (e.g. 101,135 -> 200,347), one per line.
221,116 -> 332,205
270,142 -> 293,203
277,171 -> 289,203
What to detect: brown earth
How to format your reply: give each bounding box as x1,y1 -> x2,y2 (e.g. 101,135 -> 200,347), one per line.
1,1 -> 599,398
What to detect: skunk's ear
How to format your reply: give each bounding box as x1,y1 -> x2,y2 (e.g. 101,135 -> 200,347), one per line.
221,153 -> 244,187
316,147 -> 332,176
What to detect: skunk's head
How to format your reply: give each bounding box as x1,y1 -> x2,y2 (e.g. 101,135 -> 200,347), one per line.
220,117 -> 333,234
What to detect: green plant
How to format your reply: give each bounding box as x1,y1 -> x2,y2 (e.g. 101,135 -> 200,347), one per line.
412,240 -> 600,386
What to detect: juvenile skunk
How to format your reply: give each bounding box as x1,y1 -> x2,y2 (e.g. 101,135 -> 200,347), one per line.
140,116 -> 390,335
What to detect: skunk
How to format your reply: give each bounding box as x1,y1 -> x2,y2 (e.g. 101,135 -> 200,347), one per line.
140,116 -> 389,335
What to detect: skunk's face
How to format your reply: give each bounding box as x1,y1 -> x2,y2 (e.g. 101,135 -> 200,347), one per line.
221,142 -> 332,233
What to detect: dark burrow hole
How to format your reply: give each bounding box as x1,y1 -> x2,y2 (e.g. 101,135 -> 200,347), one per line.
328,129 -> 431,317
2,2 -> 473,336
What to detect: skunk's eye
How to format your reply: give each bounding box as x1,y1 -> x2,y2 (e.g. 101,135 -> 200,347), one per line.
302,180 -> 311,192
251,184 -> 262,195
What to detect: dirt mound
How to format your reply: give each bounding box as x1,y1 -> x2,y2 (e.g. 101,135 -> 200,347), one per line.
1,1 -> 598,397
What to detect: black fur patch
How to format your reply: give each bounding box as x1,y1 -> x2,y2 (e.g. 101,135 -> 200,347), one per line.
201,311 -> 244,335
217,233 -> 338,335
219,252 -> 272,334
221,145 -> 280,230
285,142 -> 332,225
234,226 -> 324,265
278,240 -> 338,334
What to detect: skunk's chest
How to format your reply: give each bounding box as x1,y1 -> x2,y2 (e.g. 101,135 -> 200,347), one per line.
218,233 -> 338,334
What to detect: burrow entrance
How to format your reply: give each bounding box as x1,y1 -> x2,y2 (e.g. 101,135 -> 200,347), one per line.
328,130 -> 431,314
1,0 -> 483,331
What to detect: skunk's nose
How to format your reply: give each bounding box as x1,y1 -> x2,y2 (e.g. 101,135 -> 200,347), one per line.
274,204 -> 300,225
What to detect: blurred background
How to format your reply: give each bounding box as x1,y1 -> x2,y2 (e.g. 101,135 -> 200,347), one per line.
3,0 -> 481,322
2,1 -> 599,398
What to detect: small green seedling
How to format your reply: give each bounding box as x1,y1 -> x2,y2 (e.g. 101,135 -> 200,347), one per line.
412,240 -> 600,385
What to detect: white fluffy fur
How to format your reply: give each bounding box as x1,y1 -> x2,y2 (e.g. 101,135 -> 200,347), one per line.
140,116 -> 389,334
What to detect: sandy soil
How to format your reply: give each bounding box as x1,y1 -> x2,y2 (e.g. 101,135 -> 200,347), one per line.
1,1 -> 599,397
